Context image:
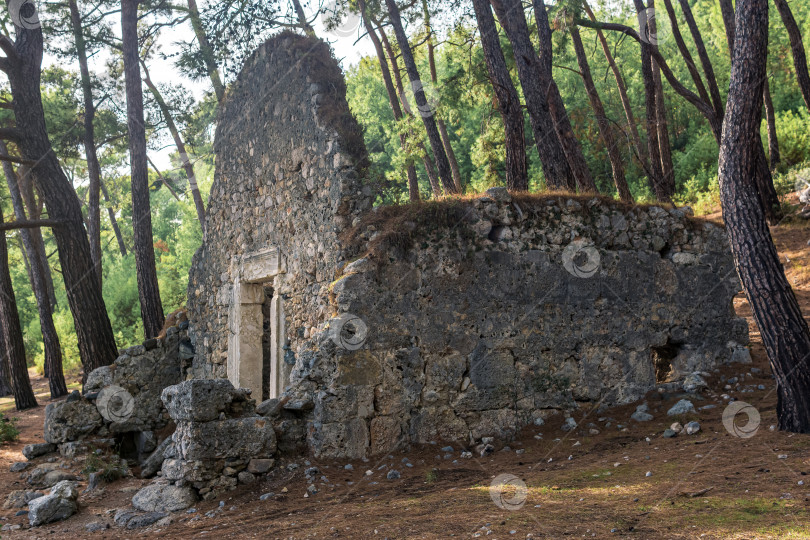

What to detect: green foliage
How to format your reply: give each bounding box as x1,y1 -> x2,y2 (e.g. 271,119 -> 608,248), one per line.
82,451 -> 129,483
0,413 -> 20,444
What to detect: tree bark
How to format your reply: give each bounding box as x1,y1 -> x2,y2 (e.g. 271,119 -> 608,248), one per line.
423,0 -> 463,193
774,0 -> 810,111
0,144 -> 66,398
122,0 -> 164,338
0,342 -> 12,397
291,0 -> 316,36
361,0 -> 420,202
490,0 -> 574,191
653,60 -> 675,198
472,0 -> 528,191
69,0 -> 102,290
0,202 -> 37,410
661,0 -> 713,111
142,62 -> 206,231
532,0 -> 596,193
763,78 -> 780,170
186,0 -> 225,103
385,0 -> 457,195
718,0 -> 735,53
16,166 -> 55,311
6,12 -> 118,382
581,1 -> 648,170
719,0 -> 810,433
570,26 -> 633,203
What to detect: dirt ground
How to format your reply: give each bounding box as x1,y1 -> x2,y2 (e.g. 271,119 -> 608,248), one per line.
1,205 -> 809,539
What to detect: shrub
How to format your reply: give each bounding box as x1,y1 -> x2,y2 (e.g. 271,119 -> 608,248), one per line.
0,413 -> 20,444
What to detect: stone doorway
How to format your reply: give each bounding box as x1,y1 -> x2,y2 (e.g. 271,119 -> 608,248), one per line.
227,247 -> 287,401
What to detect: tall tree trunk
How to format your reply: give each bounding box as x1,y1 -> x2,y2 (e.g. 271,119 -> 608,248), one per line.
531,0 -> 596,193
122,0 -> 164,338
0,144 -> 67,398
291,0 -> 316,36
384,0 -> 457,195
423,0 -> 463,193
773,0 -> 810,111
376,20 -> 441,197
676,0 -> 724,118
490,0 -> 574,191
186,0 -> 225,103
718,0 -> 736,53
719,0 -> 810,433
6,12 -> 118,381
0,202 -> 37,410
661,0 -> 713,109
633,0 -> 670,202
763,78 -> 780,170
69,0 -> 102,289
361,0 -> 420,202
101,178 -> 128,256
0,342 -> 12,397
570,25 -> 633,203
16,165 -> 56,311
652,60 -> 675,198
582,1 -> 648,170
142,63 -> 206,231
472,0 -> 528,191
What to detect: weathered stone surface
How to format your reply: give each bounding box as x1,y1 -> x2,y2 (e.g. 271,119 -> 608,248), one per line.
59,438 -> 115,458
3,490 -> 43,509
132,483 -> 197,513
22,443 -> 56,460
174,417 -> 276,460
44,400 -> 103,444
667,399 -> 696,416
49,480 -> 79,501
28,494 -> 77,526
10,462 -> 29,472
161,379 -> 253,422
140,436 -> 173,479
247,458 -> 275,474
179,30 -> 749,463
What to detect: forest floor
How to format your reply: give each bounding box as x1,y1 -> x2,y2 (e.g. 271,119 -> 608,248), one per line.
1,200 -> 810,539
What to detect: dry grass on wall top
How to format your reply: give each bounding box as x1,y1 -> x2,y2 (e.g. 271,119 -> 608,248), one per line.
340,191 -> 718,261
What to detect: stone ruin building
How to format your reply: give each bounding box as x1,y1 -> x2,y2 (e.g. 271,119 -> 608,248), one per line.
29,33 -> 750,516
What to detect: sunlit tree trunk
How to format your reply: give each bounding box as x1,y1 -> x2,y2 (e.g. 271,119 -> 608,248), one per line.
570,26 -> 633,203
122,0 -> 164,338
718,0 -> 810,433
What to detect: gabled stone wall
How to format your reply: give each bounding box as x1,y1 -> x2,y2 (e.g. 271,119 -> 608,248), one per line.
187,33 -> 373,384
186,33 -> 749,461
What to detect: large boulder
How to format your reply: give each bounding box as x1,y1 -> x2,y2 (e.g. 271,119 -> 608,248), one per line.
44,401 -> 104,444
161,379 -> 254,422
174,417 -> 276,460
22,442 -> 57,460
28,494 -> 77,527
132,483 -> 197,513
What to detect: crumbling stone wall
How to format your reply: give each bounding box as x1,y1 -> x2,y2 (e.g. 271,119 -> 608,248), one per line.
186,32 -> 373,382
186,33 -> 749,461
284,190 -> 749,458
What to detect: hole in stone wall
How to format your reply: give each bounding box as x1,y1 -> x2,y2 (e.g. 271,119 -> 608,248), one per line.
659,242 -> 672,259
261,286 -> 274,401
651,342 -> 679,382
